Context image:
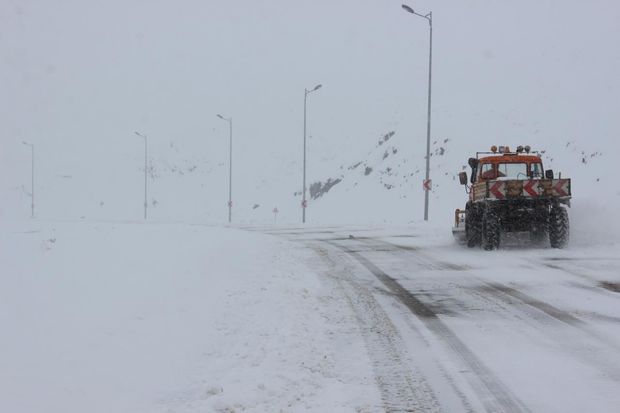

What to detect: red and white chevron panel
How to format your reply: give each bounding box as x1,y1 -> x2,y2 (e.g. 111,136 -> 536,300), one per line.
488,181 -> 505,199
523,180 -> 538,197
475,179 -> 571,200
551,179 -> 570,197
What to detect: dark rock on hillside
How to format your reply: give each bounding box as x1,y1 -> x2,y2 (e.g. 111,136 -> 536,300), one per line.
377,131 -> 395,146
309,178 -> 342,199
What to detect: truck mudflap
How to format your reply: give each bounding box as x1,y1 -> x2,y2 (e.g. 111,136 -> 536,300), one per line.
471,179 -> 571,201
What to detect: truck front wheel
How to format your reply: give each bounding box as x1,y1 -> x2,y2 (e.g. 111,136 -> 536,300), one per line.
549,206 -> 569,248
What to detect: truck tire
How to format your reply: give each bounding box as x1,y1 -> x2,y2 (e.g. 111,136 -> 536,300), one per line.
465,204 -> 481,248
549,206 -> 569,248
482,209 -> 500,250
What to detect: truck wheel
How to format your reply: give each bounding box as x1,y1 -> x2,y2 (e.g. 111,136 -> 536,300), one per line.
465,205 -> 481,248
549,206 -> 569,248
482,210 -> 500,250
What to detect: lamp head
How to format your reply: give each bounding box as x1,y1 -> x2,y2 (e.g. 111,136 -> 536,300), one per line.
402,4 -> 414,14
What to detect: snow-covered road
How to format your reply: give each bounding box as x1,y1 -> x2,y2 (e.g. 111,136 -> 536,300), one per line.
2,220 -> 620,412
260,225 -> 620,412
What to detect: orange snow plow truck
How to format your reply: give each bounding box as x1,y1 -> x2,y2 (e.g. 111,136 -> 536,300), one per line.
453,145 -> 571,250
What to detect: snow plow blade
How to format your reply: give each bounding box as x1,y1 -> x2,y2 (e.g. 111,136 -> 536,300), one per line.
452,209 -> 466,244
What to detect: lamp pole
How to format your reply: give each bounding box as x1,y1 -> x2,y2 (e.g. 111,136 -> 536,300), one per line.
302,83 -> 322,224
134,131 -> 148,220
402,3 -> 433,221
22,141 -> 34,218
217,114 -> 233,223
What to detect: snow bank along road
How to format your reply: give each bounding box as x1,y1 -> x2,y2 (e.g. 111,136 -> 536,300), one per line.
255,225 -> 620,413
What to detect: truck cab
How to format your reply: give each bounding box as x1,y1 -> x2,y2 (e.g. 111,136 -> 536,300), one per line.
463,145 -> 550,184
477,155 -> 544,181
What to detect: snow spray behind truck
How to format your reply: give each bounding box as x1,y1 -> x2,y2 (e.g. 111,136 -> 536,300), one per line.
453,145 -> 571,250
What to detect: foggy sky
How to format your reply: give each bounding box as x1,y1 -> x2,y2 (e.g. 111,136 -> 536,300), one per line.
2,0 -> 619,221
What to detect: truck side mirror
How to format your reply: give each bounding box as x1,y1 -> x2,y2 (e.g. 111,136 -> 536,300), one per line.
458,172 -> 468,185
545,169 -> 554,179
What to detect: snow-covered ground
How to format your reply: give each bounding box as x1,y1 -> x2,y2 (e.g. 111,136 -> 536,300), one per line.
0,219 -> 382,412
3,216 -> 620,412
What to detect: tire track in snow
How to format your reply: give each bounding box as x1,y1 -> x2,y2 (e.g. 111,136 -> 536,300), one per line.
263,228 -> 620,411
312,245 -> 444,413
327,240 -> 529,413
369,238 -> 620,381
542,261 -> 620,296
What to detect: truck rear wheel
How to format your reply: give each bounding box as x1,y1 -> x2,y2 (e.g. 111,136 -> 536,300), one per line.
482,209 -> 500,250
549,206 -> 569,248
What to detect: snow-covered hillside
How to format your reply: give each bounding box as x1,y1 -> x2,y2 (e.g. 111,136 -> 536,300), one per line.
4,126 -> 617,238
308,133 -> 620,245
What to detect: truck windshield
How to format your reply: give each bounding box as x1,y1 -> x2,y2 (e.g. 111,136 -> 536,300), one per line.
497,163 -> 527,179
480,163 -> 527,179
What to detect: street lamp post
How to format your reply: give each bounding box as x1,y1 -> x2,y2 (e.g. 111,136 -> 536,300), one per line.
302,83 -> 322,224
22,141 -> 34,218
134,131 -> 148,220
217,114 -> 233,223
402,3 -> 433,221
